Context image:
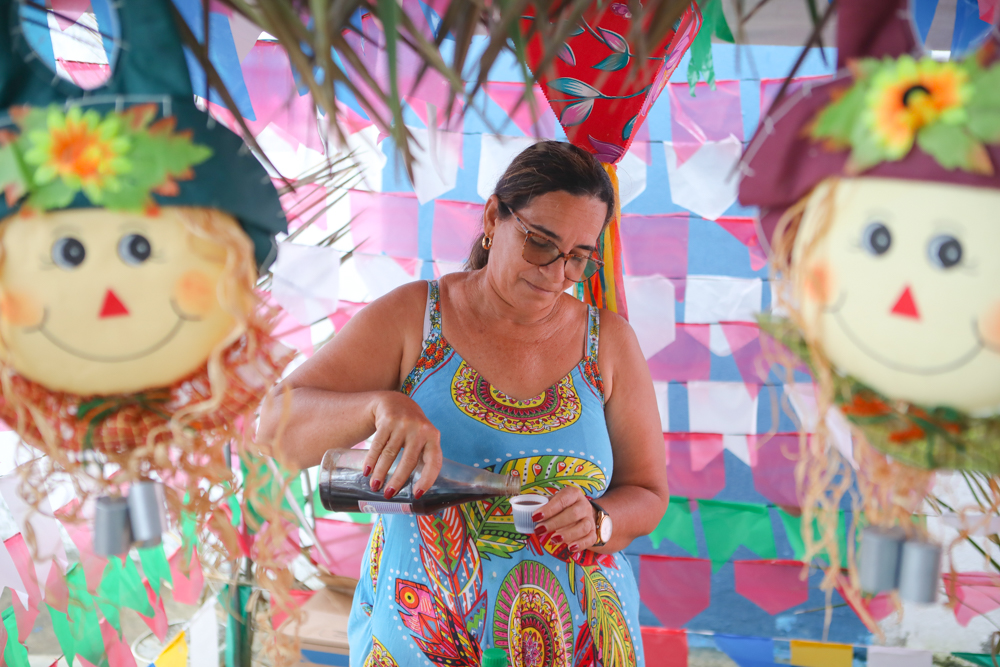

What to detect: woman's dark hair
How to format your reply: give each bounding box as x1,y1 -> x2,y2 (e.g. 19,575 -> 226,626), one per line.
465,141 -> 616,270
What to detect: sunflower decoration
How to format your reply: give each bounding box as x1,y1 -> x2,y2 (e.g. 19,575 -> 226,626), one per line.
812,54 -> 1000,174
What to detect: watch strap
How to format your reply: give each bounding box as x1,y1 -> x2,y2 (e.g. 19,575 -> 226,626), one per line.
590,499 -> 609,547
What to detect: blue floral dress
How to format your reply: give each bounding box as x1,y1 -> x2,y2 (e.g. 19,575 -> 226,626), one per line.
348,281 -> 644,667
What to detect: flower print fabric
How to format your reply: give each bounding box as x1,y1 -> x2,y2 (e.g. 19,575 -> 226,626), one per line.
348,281 -> 644,667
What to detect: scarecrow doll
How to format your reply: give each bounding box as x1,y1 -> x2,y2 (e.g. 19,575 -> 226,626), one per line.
739,0 -> 1000,617
0,0 -> 293,558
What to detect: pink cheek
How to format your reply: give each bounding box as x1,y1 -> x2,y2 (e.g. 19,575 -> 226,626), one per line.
803,259 -> 837,305
0,290 -> 43,328
980,301 -> 1000,350
173,270 -> 217,316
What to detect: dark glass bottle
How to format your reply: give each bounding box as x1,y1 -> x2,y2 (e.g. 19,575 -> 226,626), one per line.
319,448 -> 521,515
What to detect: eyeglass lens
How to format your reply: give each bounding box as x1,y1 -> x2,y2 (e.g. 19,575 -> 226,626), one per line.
521,234 -> 601,282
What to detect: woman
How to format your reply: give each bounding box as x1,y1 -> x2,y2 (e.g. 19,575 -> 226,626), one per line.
259,141 -> 668,667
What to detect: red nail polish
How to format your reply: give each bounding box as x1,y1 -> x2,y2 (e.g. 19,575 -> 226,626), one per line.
415,489 -> 425,499
551,534 -> 562,544
384,487 -> 396,499
531,512 -> 544,522
534,525 -> 547,536
569,544 -> 580,553
371,479 -> 382,492
363,465 -> 372,477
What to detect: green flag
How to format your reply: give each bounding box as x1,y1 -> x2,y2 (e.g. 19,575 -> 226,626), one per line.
65,564 -> 105,666
952,653 -> 998,667
649,497 -> 698,556
120,555 -> 154,617
96,558 -> 123,633
139,544 -> 174,596
699,499 -> 777,571
778,508 -> 851,568
686,0 -> 734,91
2,607 -> 29,667
48,604 -> 77,667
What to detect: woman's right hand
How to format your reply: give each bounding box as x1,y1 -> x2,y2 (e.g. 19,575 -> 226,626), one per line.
364,391 -> 443,500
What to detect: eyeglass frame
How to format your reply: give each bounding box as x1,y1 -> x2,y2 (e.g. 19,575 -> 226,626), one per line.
502,205 -> 605,282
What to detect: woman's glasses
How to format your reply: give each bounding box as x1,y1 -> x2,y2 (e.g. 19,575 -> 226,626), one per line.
508,208 -> 604,283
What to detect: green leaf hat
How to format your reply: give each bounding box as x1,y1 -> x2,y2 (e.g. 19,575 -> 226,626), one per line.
0,0 -> 287,270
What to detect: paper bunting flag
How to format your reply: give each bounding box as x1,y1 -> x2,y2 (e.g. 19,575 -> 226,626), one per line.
3,534 -> 38,609
44,561 -> 69,614
271,242 -> 343,327
101,618 -> 138,667
866,647 -> 932,667
669,81 -> 743,167
65,565 -> 105,666
481,83 -> 557,139
47,605 -> 75,667
169,547 -> 206,606
138,580 -> 170,642
138,546 -> 173,598
649,325 -> 712,382
10,593 -> 38,644
777,508 -> 850,568
788,640 -> 853,667
699,500 -> 776,570
953,653 -> 1000,667
733,560 -> 808,615
623,275 -> 677,359
432,199 -> 483,263
639,627 -> 688,667
154,630 -> 189,667
619,214 -> 689,279
639,555 -> 712,628
664,434 -> 727,499
750,434 -> 800,507
713,634 -> 778,667
2,607 -> 28,667
188,598 -> 221,667
649,497 -> 698,556
944,572 -> 1000,627
312,518 -> 374,578
96,559 -> 123,633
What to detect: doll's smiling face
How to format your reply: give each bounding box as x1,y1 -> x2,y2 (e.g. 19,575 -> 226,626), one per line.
794,177 -> 1000,412
0,207 -> 242,396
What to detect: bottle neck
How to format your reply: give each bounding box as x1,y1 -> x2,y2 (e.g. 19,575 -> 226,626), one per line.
503,473 -> 522,497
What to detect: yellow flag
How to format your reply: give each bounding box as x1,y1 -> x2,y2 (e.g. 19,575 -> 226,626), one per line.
789,639 -> 853,667
155,630 -> 189,667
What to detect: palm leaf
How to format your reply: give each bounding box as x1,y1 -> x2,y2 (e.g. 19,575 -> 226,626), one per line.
180,0 -> 698,177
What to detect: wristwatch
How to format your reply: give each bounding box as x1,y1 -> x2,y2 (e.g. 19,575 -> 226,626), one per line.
590,499 -> 613,547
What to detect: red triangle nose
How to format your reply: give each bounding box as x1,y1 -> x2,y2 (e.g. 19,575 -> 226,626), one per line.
99,289 -> 130,318
890,285 -> 920,320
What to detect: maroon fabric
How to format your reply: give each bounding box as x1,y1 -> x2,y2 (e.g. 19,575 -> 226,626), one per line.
739,0 -> 1000,253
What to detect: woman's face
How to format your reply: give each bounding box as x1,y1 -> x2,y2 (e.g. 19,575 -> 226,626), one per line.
484,191 -> 606,307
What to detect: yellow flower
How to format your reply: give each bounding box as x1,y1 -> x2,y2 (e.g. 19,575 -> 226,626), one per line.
864,56 -> 971,159
24,106 -> 132,202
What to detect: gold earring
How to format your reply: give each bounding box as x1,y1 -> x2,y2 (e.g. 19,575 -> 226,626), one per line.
482,236 -> 493,250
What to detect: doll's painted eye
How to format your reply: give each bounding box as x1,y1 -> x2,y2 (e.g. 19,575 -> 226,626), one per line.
928,234 -> 963,269
52,237 -> 86,269
118,234 -> 152,266
862,222 -> 892,256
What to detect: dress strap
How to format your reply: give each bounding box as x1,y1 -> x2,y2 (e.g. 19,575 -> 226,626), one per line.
585,305 -> 600,361
422,280 -> 443,344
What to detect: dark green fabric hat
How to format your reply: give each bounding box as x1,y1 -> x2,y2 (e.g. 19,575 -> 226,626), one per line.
0,0 -> 287,270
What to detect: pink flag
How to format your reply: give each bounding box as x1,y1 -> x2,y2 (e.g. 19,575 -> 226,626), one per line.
734,560 -> 809,614
241,43 -> 324,153
714,218 -> 769,272
56,60 -> 111,89
11,591 -> 39,642
50,0 -> 92,30
944,572 -> 1000,626
45,561 -> 69,614
663,434 -> 726,500
4,535 -> 41,607
669,81 -> 743,166
329,301 -> 367,333
100,619 -> 138,667
168,548 -> 205,606
759,75 -> 832,117
312,519 -> 373,579
57,503 -> 108,593
137,581 -> 169,641
640,627 -> 688,667
432,199 -> 483,262
640,555 -> 712,628
620,214 -> 689,280
647,324 -> 711,383
749,434 -> 800,507
722,322 -> 768,400
350,191 -> 421,259
482,83 -> 556,138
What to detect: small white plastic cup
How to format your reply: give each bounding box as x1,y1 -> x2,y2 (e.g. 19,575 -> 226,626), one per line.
510,495 -> 548,534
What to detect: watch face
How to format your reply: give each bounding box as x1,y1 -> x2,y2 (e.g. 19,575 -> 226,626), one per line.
600,514 -> 613,543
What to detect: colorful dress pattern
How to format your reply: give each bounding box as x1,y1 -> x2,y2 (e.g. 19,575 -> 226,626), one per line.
349,281 -> 644,667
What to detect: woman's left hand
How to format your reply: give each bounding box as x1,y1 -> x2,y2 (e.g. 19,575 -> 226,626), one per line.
533,487 -> 597,553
